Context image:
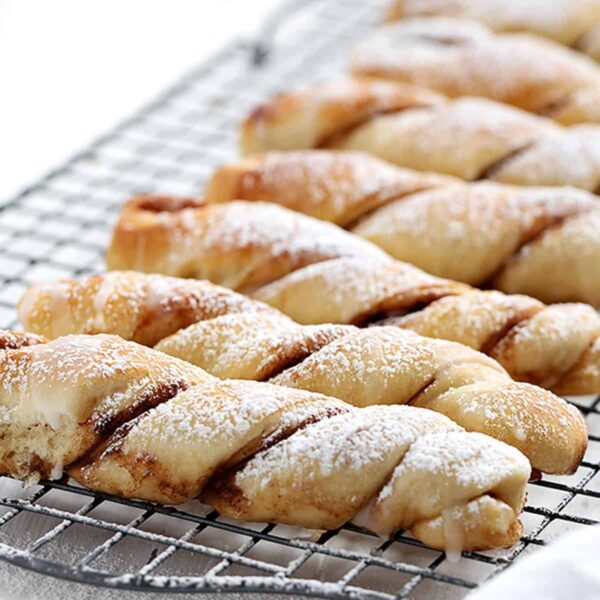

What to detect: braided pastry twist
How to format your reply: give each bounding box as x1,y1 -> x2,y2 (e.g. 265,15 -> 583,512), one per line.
385,0 -> 600,63
240,78 -> 600,191
352,17 -> 600,125
206,150 -> 600,306
104,196 -> 600,396
18,271 -> 588,475
0,330 -> 46,351
0,330 -> 530,551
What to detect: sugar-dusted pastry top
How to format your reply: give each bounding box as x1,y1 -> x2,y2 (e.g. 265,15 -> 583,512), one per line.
0,330 -> 46,350
18,272 -> 589,475
105,195 -> 387,292
206,150 -> 600,306
104,196 -> 600,396
0,330 -> 531,552
240,78 -> 600,192
352,17 -> 600,125
385,0 -> 600,62
0,331 -> 208,481
17,270 -> 279,346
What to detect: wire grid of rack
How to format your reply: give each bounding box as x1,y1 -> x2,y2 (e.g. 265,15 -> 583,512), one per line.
1,0 -> 600,597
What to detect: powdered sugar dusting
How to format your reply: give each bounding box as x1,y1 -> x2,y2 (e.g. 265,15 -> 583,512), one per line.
390,0 -> 600,48
237,404 -> 457,489
250,77 -> 600,187
160,201 -> 386,288
255,255 -> 454,323
19,272 -> 279,344
0,334 -> 206,429
467,383 -> 574,434
219,151 -> 448,225
193,201 -> 381,257
120,378 -> 348,457
272,327 -> 435,403
352,18 -> 600,110
354,181 -> 598,284
379,430 -> 528,498
157,312 -> 353,379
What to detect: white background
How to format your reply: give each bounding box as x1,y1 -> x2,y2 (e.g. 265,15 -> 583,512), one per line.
0,0 -> 279,201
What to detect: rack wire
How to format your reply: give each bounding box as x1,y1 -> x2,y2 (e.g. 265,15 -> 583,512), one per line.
0,0 -> 599,597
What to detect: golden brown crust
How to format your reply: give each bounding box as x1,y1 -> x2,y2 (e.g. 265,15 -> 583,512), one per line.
553,338 -> 600,395
17,270 -> 278,346
0,333 -> 208,482
390,291 -> 600,393
18,272 -> 589,475
0,330 -> 47,350
106,195 -> 387,292
205,151 -> 600,306
240,79 -> 600,190
205,151 -> 455,225
102,197 -> 600,397
352,17 -> 600,124
204,422 -> 527,551
385,1 -> 600,62
159,313 -> 356,381
240,78 -> 444,155
0,331 -> 531,552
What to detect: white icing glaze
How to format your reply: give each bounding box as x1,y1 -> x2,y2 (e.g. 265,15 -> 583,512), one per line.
442,506 -> 465,562
283,526 -> 326,542
50,457 -> 64,480
19,339 -> 97,429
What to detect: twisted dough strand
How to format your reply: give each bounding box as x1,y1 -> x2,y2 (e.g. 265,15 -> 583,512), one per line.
0,330 -> 46,351
0,330 -> 530,551
18,271 -> 588,475
385,0 -> 600,63
241,78 -> 600,191
103,197 -> 600,396
352,17 -> 600,125
206,150 -> 600,306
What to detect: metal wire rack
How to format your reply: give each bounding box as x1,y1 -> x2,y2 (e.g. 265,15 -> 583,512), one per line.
0,0 -> 599,597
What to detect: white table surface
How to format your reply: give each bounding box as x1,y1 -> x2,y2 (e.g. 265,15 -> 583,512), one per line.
0,2 -> 299,598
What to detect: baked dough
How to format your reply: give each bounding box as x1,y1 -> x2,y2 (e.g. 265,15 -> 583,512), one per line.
0,331 -> 208,483
0,330 -> 530,551
103,196 -> 600,396
240,78 -> 600,191
18,272 -> 589,475
352,18 -> 600,125
17,270 -> 278,346
385,0 -> 600,62
205,150 -> 600,306
105,195 -> 387,292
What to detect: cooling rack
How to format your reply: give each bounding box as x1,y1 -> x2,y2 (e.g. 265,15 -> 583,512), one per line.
1,0 -> 599,597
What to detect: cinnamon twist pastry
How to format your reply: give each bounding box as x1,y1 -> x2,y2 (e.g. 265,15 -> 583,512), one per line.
0,331 -> 208,482
206,150 -> 600,306
0,330 -> 531,551
104,197 -> 600,397
0,330 -> 46,351
385,0 -> 600,63
18,271 -> 588,475
351,18 -> 600,125
240,78 -> 600,191
104,195 -> 386,292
